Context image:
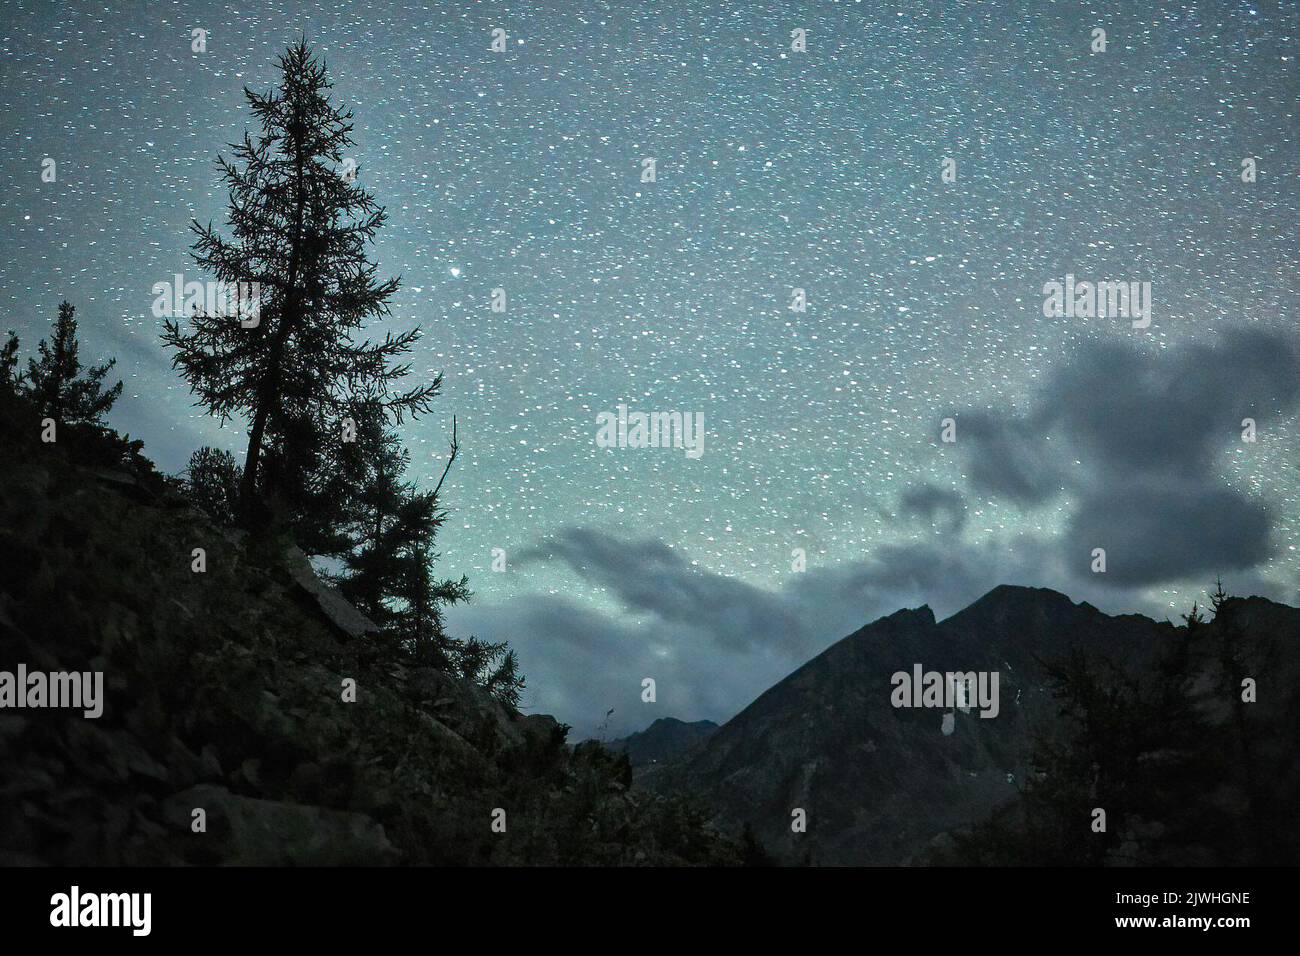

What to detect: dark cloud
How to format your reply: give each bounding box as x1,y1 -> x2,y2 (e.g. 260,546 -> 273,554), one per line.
453,331 -> 1300,735
954,412 -> 1063,504
1039,329 -> 1300,479
898,484 -> 967,532
447,585 -> 801,740
1067,480 -> 1271,585
454,530 -> 1076,737
955,330 -> 1300,586
451,511 -> 1288,736
518,528 -> 802,653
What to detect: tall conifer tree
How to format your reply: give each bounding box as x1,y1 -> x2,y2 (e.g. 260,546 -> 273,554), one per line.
162,39 -> 438,532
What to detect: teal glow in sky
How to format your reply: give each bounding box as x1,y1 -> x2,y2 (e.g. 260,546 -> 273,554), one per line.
2,0 -> 1295,734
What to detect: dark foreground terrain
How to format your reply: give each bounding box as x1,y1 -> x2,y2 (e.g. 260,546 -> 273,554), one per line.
2,401 -> 1295,866
0,406 -> 737,866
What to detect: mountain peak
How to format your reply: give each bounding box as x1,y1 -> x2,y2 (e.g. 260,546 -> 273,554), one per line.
942,583 -> 1085,624
651,582 -> 1300,865
894,604 -> 936,625
980,582 -> 1075,605
643,717 -> 716,731
605,717 -> 719,767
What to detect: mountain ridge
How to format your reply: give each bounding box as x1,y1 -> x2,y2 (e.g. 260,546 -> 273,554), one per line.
604,717 -> 719,767
644,582 -> 1299,865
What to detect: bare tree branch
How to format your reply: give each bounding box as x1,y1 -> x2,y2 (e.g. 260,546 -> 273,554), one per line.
430,415 -> 458,501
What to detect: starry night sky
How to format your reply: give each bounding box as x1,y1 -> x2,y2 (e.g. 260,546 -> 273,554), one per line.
1,1 -> 1295,736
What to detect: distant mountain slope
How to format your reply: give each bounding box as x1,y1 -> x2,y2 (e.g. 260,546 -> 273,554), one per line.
605,717 -> 719,767
645,585 -> 1299,865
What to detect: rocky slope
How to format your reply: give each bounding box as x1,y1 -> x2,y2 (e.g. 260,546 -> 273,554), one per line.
0,412 -> 738,866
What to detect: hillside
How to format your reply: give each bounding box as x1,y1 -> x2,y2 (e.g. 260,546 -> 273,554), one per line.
0,408 -> 738,866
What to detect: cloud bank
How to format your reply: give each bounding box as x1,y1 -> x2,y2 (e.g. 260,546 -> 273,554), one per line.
451,331 -> 1299,736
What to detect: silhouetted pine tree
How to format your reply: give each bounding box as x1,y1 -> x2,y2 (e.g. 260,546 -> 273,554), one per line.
185,446 -> 243,525
162,39 -> 520,707
335,401 -> 413,627
25,301 -> 122,425
0,331 -> 22,430
161,39 -> 438,535
1018,648 -> 1137,864
333,404 -> 478,677
390,490 -> 471,661
1207,584 -> 1283,862
0,331 -> 19,390
1209,576 -> 1229,615
453,636 -> 524,709
1180,600 -> 1206,631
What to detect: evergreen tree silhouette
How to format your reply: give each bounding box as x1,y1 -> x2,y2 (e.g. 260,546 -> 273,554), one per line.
0,331 -> 19,388
454,636 -> 525,708
24,301 -> 122,425
162,39 -> 517,704
0,330 -> 20,408
186,446 -> 243,525
1209,575 -> 1229,615
161,39 -> 438,534
334,402 -> 475,668
390,487 -> 471,662
335,400 -> 414,627
951,589 -> 1261,866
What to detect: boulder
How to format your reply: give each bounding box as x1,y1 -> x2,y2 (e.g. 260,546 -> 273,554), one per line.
284,546 -> 377,639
